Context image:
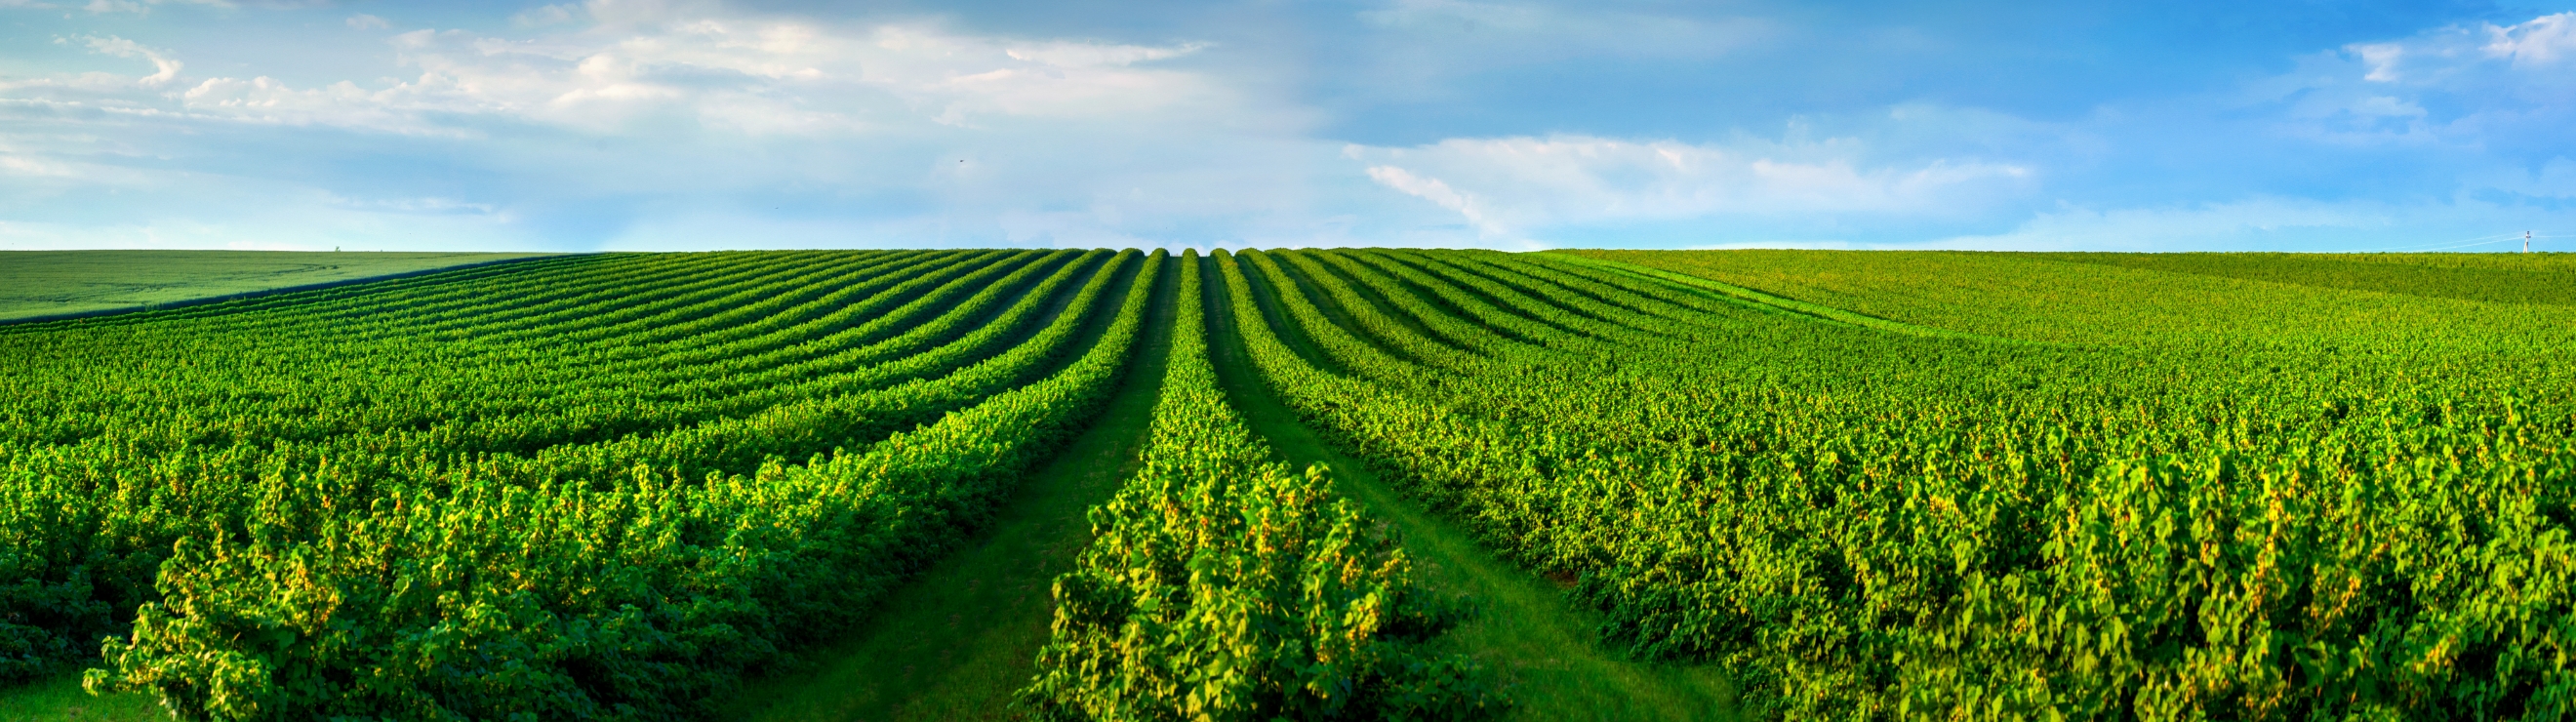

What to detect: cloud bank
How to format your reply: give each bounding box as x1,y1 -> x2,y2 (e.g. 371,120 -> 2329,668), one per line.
0,1 -> 2571,251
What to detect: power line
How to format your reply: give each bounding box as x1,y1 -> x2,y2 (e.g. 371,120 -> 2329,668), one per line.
2406,237 -> 2523,253
2344,232 -> 2519,253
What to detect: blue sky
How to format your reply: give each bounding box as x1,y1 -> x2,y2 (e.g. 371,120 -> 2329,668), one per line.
3,0 -> 2573,252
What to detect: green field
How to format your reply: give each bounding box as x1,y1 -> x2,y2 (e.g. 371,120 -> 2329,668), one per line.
0,250 -> 549,322
0,249 -> 2570,720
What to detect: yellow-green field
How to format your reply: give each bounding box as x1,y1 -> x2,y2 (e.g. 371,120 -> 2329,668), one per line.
0,251 -> 549,322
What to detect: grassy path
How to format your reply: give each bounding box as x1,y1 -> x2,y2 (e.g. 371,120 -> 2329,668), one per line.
725,259 -> 1178,721
0,673 -> 160,721
1199,255 -> 1737,721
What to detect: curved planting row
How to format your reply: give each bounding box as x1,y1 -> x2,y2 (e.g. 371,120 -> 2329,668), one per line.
90,250 -> 1162,720
0,250 -> 1155,720
0,251 -> 1039,457
1018,251 -> 1499,720
1218,248 -> 2576,720
7,247 -> 2573,720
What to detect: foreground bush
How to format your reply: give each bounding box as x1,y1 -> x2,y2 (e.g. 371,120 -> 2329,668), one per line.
1018,252 -> 1501,721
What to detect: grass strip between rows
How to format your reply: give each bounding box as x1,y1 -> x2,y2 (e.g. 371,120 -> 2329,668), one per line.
83,252 -> 1164,720
1017,250 -> 1501,721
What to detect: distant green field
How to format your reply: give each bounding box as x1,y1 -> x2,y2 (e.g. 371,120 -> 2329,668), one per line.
0,251 -> 550,322
1568,249 -> 2576,346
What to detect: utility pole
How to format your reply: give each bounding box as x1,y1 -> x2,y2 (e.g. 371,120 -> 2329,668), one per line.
2527,230 -> 2534,253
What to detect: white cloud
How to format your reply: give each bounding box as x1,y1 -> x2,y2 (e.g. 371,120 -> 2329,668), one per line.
1896,12 -> 2576,254
0,132 -> 234,189
0,1 -> 1341,251
1358,0 -> 1766,60
1362,165 -> 1499,234
113,17 -> 1234,137
13,2 -> 2556,253
77,0 -> 228,14
1349,134 -> 2031,242
0,153 -> 84,179
177,76 -> 469,136
512,4 -> 580,28
2254,12 -> 2576,145
2349,42 -> 2406,82
1004,41 -> 1208,68
3,10 -> 1238,141
2485,12 -> 2576,66
82,35 -> 182,86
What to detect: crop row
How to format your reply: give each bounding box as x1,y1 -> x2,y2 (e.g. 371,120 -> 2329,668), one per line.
1214,247 -> 2576,719
7,246 -> 2571,720
1,250 -> 1162,719
1018,251 -> 1498,720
